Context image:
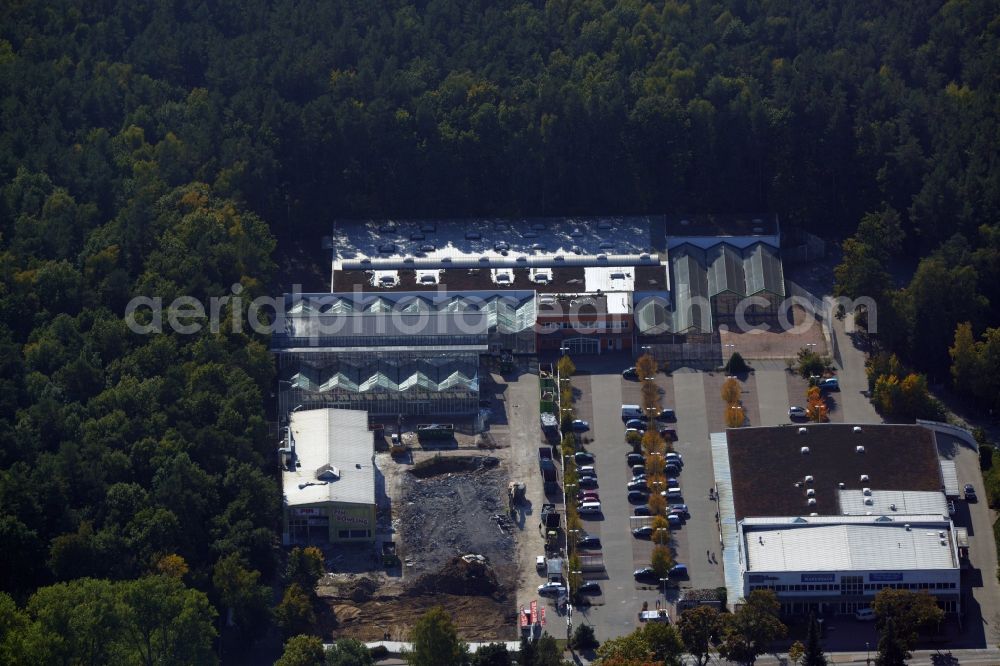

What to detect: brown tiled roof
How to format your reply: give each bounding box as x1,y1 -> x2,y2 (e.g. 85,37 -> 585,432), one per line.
725,424 -> 940,520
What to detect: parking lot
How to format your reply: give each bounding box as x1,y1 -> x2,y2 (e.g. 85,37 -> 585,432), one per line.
541,353 -> 725,641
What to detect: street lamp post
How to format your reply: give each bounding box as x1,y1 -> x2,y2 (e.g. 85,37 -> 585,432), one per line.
865,641 -> 870,665
660,577 -> 669,598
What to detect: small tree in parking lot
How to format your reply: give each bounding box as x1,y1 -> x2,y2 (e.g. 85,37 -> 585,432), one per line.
645,453 -> 666,476
647,493 -> 667,516
721,378 -> 741,404
651,516 -> 671,546
651,545 -> 673,577
724,404 -> 746,428
636,353 -> 658,380
557,355 -> 576,379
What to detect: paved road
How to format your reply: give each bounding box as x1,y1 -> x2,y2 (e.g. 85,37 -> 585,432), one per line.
830,312 -> 881,424
672,369 -> 724,591
753,361 -> 792,426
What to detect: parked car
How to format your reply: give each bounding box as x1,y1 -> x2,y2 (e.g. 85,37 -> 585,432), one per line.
537,582 -> 567,596
627,480 -> 649,492
625,419 -> 647,430
625,427 -> 643,437
657,408 -> 677,422
577,465 -> 596,476
667,514 -> 684,527
627,489 -> 651,503
622,367 -> 639,380
571,419 -> 591,432
664,464 -> 681,477
630,474 -> 648,483
536,555 -> 546,571
577,490 -> 599,501
578,501 -> 602,515
964,483 -> 977,502
664,452 -> 683,465
578,581 -> 601,595
669,504 -> 690,517
574,451 -> 595,464
577,535 -> 602,549
818,377 -> 839,391
854,607 -> 876,621
627,453 -> 645,466
670,563 -> 689,578
632,464 -> 646,476
632,525 -> 654,538
633,505 -> 652,516
664,487 -> 683,500
578,475 -> 598,488
659,428 -> 677,441
633,567 -> 660,584
788,406 -> 808,419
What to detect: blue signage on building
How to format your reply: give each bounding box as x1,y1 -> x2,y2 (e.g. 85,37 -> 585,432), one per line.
869,573 -> 903,582
801,574 -> 836,583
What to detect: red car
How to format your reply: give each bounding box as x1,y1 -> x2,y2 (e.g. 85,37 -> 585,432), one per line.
577,491 -> 599,502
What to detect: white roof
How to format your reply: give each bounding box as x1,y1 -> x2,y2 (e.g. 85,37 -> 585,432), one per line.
283,409 -> 375,507
332,217 -> 662,271
584,266 -> 636,293
838,490 -> 948,517
744,517 -> 957,572
939,460 -> 959,497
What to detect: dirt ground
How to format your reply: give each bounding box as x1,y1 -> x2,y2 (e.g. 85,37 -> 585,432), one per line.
313,361 -> 549,643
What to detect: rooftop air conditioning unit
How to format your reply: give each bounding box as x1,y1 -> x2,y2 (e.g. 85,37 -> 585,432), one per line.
863,488 -> 872,496
798,427 -> 808,434
804,475 -> 814,483
810,512 -> 819,516
890,503 -> 897,511
806,489 -> 815,497
904,524 -> 911,531
838,482 -> 845,489
860,474 -> 869,482
853,426 -> 862,433
807,498 -> 817,506
856,445 -> 865,453
800,446 -> 810,454
864,498 -> 874,505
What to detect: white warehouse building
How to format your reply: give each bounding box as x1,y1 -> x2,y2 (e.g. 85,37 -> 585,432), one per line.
739,514 -> 961,616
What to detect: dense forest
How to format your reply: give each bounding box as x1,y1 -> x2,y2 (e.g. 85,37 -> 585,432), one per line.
1,0 -> 998,662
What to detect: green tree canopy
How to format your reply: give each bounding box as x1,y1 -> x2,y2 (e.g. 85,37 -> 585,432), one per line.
406,606 -> 468,666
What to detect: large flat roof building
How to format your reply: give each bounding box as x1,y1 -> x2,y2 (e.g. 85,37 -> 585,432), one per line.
282,408 -> 376,544
712,424 -> 960,617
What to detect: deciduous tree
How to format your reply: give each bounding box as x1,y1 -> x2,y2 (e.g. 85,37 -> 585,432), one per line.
679,605 -> 722,666
406,606 -> 467,666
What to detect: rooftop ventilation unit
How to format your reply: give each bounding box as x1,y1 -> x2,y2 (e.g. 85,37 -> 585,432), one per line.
904,524 -> 911,531
939,531 -> 945,538
838,482 -> 845,489
860,474 -> 870,482
809,512 -> 819,516
863,488 -> 872,496
806,489 -> 816,497
889,503 -> 897,511
804,475 -> 814,483
853,426 -> 862,433
856,445 -> 866,453
864,498 -> 874,505
807,498 -> 817,506
800,446 -> 810,454
798,427 -> 808,434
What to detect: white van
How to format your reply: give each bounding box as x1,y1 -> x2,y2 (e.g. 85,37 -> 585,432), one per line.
621,405 -> 644,421
578,501 -> 602,515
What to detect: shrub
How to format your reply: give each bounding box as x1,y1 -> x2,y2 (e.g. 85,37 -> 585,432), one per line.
724,352 -> 750,375
369,645 -> 389,659
572,623 -> 599,650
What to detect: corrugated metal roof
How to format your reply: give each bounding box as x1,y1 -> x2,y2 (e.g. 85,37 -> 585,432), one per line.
939,460 -> 959,497
711,431 -> 744,607
284,409 -> 375,507
838,490 -> 948,517
744,520 -> 958,572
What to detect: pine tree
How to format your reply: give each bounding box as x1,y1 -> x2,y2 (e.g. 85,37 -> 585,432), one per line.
801,614 -> 827,666
875,617 -> 909,666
